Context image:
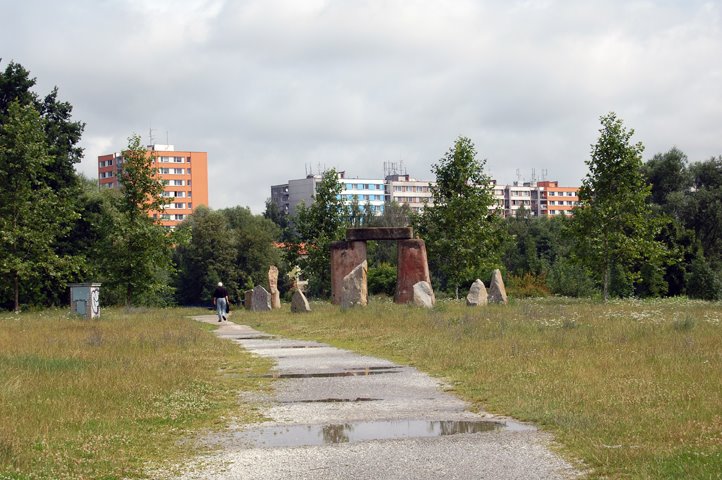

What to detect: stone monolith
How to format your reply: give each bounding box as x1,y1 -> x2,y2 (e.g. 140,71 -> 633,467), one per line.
488,269 -> 508,304
466,279 -> 488,306
341,261 -> 368,309
413,281 -> 435,308
251,285 -> 272,311
291,289 -> 311,313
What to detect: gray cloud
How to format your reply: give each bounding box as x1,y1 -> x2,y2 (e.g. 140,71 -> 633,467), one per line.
3,0 -> 720,212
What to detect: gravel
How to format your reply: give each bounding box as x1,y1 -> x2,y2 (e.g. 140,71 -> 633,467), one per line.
164,316 -> 581,480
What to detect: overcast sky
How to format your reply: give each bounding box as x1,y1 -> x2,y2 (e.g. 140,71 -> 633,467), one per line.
3,0 -> 721,213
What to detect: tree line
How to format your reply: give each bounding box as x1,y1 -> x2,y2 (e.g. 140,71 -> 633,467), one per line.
2,61 -> 720,311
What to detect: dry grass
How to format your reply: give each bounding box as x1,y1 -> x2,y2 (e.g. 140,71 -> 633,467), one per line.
0,307 -> 272,480
245,296 -> 722,479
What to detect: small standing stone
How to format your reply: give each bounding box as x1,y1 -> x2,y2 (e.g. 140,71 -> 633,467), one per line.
466,279 -> 488,306
251,285 -> 272,312
413,281 -> 435,308
268,266 -> 281,309
341,261 -> 368,309
291,289 -> 311,313
244,290 -> 253,310
488,269 -> 508,304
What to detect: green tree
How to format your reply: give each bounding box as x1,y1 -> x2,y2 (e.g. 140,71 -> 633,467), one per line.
263,198 -> 293,241
289,169 -> 348,297
97,134 -> 174,306
685,156 -> 722,265
173,206 -> 238,305
367,201 -> 412,267
0,60 -> 87,308
568,113 -> 668,301
0,101 -> 79,311
221,206 -> 281,292
415,136 -> 506,297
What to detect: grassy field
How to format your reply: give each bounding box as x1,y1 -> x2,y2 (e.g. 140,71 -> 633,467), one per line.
241,296 -> 722,479
0,307 -> 272,480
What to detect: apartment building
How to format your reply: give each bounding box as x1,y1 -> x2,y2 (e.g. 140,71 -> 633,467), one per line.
273,171 -> 434,218
537,180 -> 579,217
385,174 -> 433,213
97,144 -> 209,228
271,169 -> 578,220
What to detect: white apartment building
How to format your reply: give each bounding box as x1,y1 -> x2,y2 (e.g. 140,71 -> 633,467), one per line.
270,170 -> 578,220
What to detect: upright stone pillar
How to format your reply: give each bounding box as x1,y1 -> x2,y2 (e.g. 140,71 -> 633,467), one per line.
395,239 -> 431,304
330,240 -> 367,305
268,265 -> 281,309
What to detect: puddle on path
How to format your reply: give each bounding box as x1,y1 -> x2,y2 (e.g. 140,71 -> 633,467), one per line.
229,419 -> 534,448
263,366 -> 401,378
279,397 -> 380,404
247,344 -> 324,350
232,335 -> 276,340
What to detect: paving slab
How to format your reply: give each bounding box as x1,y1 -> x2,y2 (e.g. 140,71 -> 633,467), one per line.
167,315 -> 581,479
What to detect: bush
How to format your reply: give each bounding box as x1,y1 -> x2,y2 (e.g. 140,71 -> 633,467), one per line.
547,258 -> 597,297
686,257 -> 720,300
506,273 -> 550,298
368,263 -> 397,296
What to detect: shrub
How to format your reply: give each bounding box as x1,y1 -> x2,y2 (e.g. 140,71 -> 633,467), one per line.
368,263 -> 397,296
506,273 -> 550,298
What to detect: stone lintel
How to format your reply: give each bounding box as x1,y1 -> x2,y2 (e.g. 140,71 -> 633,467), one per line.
346,227 -> 413,241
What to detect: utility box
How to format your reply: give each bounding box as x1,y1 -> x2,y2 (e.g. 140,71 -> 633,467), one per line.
69,283 -> 101,319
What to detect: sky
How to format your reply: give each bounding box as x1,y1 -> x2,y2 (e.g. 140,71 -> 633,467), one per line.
2,0 -> 721,213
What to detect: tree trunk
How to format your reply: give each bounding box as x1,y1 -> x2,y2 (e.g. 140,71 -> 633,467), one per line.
455,285 -> 459,300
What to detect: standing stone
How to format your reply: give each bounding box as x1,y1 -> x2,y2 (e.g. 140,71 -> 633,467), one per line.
268,266 -> 281,309
413,281 -> 435,308
395,239 -> 432,304
251,285 -> 272,311
291,289 -> 311,313
488,269 -> 508,304
341,261 -> 368,309
331,241 -> 367,305
244,290 -> 253,310
466,279 -> 488,306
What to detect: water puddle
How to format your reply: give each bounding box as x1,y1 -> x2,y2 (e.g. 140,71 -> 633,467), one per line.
263,366 -> 401,378
248,344 -> 324,349
228,419 -> 534,448
279,397 -> 379,403
232,335 -> 276,340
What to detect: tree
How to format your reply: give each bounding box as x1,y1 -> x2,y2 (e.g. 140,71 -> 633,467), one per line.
685,156 -> 722,265
173,207 -> 238,305
642,147 -> 692,209
568,113 -> 668,301
0,101 -> 79,311
0,60 -> 86,309
288,169 -> 348,297
415,136 -> 507,297
221,206 -> 281,292
97,134 -> 174,306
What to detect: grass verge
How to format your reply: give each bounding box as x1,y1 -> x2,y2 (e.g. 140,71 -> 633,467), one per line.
0,307 -> 272,480
242,296 -> 722,479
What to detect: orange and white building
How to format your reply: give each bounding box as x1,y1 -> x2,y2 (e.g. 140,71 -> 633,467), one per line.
97,144 -> 208,228
536,180 -> 579,217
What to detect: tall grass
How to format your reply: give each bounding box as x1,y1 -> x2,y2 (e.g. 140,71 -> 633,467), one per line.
247,297 -> 722,479
0,308 -> 271,480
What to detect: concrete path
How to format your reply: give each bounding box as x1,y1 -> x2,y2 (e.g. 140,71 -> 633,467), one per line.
170,316 -> 580,479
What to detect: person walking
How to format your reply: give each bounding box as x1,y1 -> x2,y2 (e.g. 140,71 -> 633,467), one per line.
212,282 -> 230,322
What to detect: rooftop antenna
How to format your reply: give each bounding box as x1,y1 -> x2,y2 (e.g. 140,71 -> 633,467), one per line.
516,168 -> 522,183
166,130 -> 169,145
531,168 -> 537,184
541,168 -> 548,181
148,122 -> 156,145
